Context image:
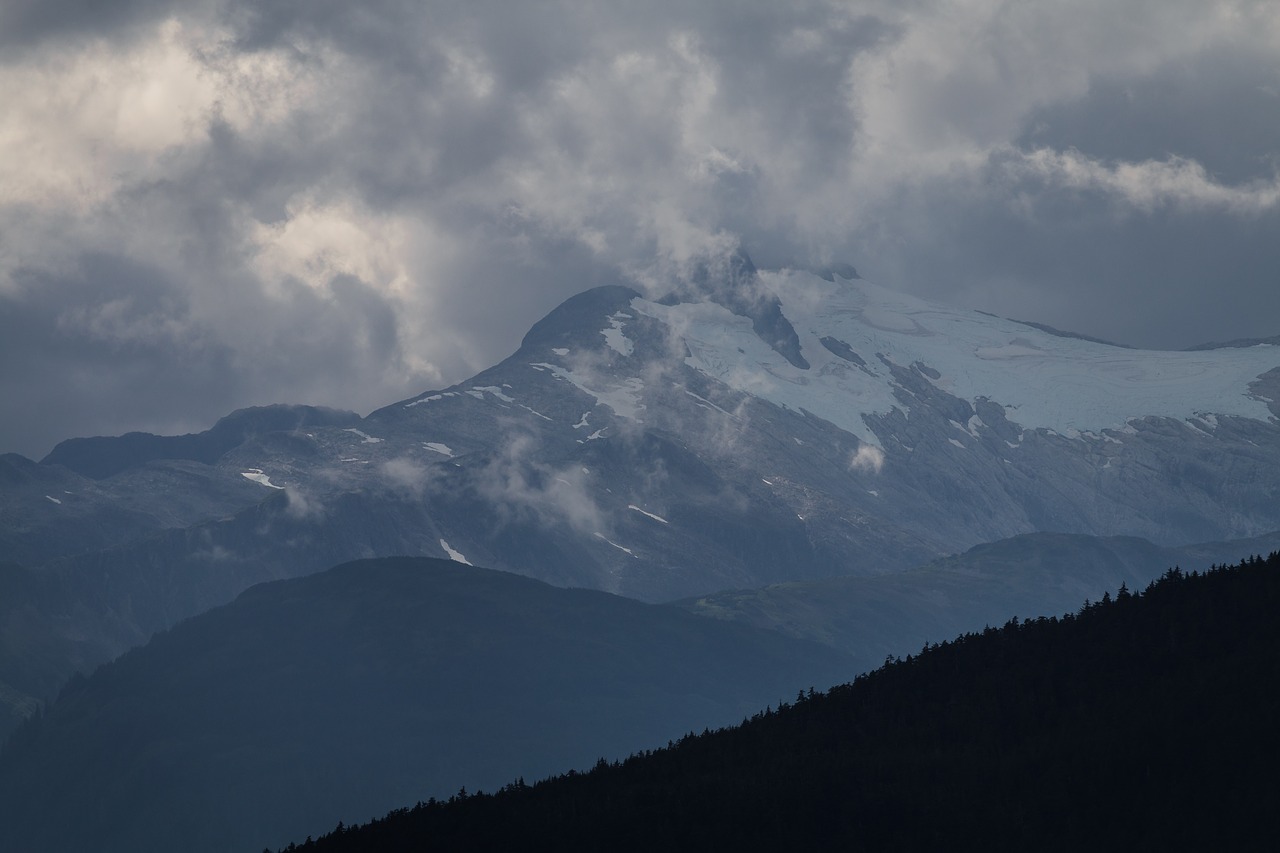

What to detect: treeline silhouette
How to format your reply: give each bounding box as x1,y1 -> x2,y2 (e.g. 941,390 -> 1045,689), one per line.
280,553 -> 1280,852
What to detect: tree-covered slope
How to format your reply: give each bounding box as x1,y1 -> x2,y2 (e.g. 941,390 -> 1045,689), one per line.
0,557 -> 852,853
286,553 -> 1280,852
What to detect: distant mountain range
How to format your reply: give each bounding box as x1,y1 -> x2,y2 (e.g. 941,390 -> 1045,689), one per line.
680,528 -> 1280,673
2,253 -> 1279,736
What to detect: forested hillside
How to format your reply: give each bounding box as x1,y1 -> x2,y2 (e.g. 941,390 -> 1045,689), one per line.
285,553 -> 1280,852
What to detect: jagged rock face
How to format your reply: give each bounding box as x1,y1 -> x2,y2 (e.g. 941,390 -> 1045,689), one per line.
1,261 -> 1278,733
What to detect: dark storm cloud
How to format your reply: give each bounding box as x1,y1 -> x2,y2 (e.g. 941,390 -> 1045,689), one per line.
0,254 -> 237,454
1,0 -> 1278,457
853,168 -> 1280,350
844,42 -> 1280,350
0,248 -> 434,456
0,0 -> 212,55
0,0 -> 184,49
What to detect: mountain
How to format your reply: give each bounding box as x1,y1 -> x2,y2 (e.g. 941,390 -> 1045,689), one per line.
17,257 -> 1280,596
276,554 -> 1280,852
3,254 -> 1279,731
41,405 -> 363,481
0,450 -> 266,567
681,528 -> 1280,673
1,405 -> 361,567
0,557 -> 854,853
1186,333 -> 1280,351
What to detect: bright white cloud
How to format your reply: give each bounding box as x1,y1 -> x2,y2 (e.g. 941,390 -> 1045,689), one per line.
851,445 -> 885,474
0,21 -> 210,212
250,196 -> 417,296
0,19 -> 324,212
840,0 -> 1275,211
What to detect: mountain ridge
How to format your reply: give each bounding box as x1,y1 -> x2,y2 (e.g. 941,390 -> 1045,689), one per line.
679,528 -> 1280,671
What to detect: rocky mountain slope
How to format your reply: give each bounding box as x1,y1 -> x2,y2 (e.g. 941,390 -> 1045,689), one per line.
0,405 -> 360,566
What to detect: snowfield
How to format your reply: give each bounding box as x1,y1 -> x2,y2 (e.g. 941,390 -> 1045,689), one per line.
632,271 -> 1278,448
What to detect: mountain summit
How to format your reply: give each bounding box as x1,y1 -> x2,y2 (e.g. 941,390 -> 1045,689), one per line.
359,258 -> 1280,596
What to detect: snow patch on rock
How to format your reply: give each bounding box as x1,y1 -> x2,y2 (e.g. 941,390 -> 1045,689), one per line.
602,312 -> 634,357
467,386 -> 516,403
529,362 -> 645,420
242,469 -> 285,489
628,505 -> 669,524
439,539 -> 472,565
594,532 -> 637,556
405,392 -> 460,408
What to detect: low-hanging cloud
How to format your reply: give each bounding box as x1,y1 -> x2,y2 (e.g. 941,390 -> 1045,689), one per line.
476,433 -> 605,534
2,0 -> 1279,457
851,445 -> 885,474
283,486 -> 325,521
378,456 -> 440,499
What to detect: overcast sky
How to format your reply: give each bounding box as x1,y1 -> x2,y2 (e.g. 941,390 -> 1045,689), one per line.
3,0 -> 1279,458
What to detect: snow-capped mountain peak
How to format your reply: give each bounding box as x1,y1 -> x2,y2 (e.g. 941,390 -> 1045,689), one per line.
634,269 -> 1277,448
11,258 -> 1280,608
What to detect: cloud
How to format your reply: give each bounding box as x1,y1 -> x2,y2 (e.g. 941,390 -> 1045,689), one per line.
1,1 -> 1278,456
283,487 -> 325,520
851,445 -> 885,474
1001,148 -> 1280,215
476,433 -> 605,533
378,456 -> 438,499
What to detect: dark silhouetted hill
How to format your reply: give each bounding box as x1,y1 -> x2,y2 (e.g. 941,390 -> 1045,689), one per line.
286,553 -> 1280,852
0,557 -> 852,853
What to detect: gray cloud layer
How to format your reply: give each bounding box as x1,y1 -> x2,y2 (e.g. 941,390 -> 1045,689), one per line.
2,0 -> 1278,457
